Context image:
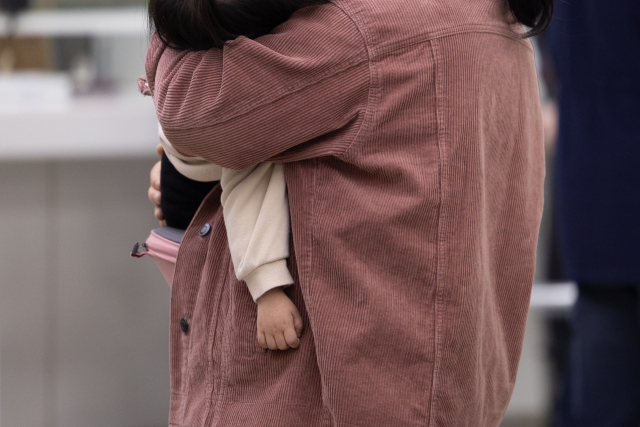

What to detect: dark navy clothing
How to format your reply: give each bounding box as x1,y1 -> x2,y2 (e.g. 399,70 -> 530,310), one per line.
549,0 -> 640,284
555,285 -> 640,427
546,2 -> 640,426
160,152 -> 218,230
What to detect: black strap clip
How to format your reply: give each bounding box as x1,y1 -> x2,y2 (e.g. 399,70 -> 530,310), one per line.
130,242 -> 148,257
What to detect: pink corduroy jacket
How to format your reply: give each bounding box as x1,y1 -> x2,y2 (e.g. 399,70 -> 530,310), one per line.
144,0 -> 544,424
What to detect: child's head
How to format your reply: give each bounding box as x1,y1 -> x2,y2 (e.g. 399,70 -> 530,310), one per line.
149,0 -> 326,51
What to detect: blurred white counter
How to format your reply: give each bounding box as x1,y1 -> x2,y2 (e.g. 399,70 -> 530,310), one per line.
1,92 -> 158,160
0,7 -> 146,37
530,282 -> 577,313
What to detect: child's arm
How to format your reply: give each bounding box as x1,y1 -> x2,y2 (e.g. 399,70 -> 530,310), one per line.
220,163 -> 294,301
222,164 -> 302,350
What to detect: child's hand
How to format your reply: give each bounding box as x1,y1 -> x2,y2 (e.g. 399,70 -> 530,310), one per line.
256,287 -> 303,350
149,144 -> 167,227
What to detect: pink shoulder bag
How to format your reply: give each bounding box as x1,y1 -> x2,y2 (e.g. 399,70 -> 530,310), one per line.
131,227 -> 184,287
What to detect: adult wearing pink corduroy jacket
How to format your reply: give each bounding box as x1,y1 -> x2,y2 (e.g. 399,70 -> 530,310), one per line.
144,0 -> 551,424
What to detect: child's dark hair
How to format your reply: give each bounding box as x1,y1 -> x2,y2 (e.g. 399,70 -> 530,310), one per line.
149,0 -> 327,50
509,0 -> 553,37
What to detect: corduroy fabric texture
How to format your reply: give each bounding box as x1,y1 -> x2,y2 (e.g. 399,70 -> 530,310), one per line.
144,0 -> 545,425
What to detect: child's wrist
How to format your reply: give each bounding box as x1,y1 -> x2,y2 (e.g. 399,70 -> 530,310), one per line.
256,286 -> 286,304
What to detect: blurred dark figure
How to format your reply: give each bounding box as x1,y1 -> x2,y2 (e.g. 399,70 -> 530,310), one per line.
545,0 -> 640,426
0,0 -> 28,13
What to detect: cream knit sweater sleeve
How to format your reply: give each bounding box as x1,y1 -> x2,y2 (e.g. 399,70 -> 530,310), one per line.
158,125 -> 294,301
220,163 -> 294,301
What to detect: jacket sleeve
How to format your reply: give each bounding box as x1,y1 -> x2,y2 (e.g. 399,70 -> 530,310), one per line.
144,3 -> 369,170
220,164 -> 294,301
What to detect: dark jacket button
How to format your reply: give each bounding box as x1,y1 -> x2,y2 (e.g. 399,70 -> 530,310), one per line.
199,223 -> 211,236
180,318 -> 189,334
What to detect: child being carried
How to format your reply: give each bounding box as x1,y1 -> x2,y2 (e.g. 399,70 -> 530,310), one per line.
139,0 -> 324,351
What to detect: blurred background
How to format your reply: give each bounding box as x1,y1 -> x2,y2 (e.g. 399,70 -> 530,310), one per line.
0,1 -> 636,426
0,1 -> 167,426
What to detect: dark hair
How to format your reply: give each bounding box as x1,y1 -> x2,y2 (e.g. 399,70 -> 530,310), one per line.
507,0 -> 553,38
149,0 -> 326,50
